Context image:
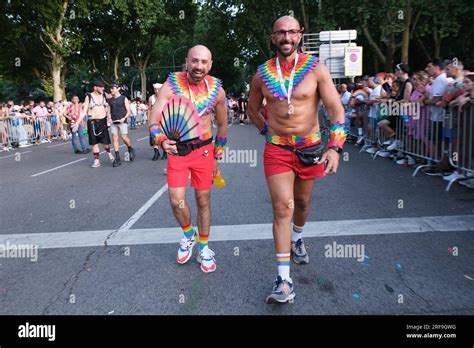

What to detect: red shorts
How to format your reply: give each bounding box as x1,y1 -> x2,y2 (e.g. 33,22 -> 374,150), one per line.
167,143 -> 214,190
264,142 -> 325,179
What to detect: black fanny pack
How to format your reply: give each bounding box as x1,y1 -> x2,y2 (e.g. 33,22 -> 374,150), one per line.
275,142 -> 326,166
175,137 -> 213,156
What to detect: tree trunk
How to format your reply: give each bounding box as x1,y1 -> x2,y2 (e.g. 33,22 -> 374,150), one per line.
52,54 -> 63,102
113,49 -> 120,82
140,66 -> 147,101
433,28 -> 440,58
60,66 -> 67,100
385,41 -> 395,72
299,0 -> 309,32
401,0 -> 411,64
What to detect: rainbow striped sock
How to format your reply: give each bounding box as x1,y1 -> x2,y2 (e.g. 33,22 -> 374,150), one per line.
198,233 -> 209,252
276,253 -> 291,280
181,223 -> 194,240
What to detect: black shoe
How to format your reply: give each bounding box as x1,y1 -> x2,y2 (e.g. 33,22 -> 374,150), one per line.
74,149 -> 82,154
152,149 -> 160,161
113,158 -> 121,167
129,147 -> 136,161
82,148 -> 90,154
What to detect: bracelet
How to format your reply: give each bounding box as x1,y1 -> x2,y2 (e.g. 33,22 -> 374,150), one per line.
259,121 -> 269,136
150,125 -> 167,146
214,136 -> 227,159
327,122 -> 348,149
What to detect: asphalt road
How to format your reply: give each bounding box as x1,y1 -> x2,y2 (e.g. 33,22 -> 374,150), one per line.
0,123 -> 473,315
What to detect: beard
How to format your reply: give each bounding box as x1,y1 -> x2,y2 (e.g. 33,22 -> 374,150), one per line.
276,40 -> 299,57
188,69 -> 207,82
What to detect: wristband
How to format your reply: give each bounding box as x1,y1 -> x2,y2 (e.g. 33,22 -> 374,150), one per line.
214,136 -> 227,159
327,122 -> 347,150
259,121 -> 269,136
149,125 -> 167,146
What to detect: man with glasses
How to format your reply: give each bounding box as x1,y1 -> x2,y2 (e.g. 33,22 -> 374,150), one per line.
248,16 -> 346,303
108,83 -> 135,167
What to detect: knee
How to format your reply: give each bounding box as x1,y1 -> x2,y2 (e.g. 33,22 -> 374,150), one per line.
273,200 -> 294,220
294,197 -> 310,211
170,197 -> 185,211
196,194 -> 210,210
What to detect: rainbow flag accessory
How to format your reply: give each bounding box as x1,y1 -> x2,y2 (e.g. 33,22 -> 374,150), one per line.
352,89 -> 369,100
168,71 -> 222,117
374,72 -> 386,84
257,52 -> 318,101
327,122 -> 348,149
160,96 -> 203,142
266,132 -> 322,147
276,253 -> 290,266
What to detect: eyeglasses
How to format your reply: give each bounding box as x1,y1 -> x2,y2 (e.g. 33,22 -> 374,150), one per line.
272,29 -> 302,38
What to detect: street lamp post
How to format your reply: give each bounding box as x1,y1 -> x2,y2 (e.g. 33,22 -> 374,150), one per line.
172,46 -> 187,72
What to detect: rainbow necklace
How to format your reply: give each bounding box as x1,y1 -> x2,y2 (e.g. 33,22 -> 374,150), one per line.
257,52 -> 318,115
168,71 -> 221,117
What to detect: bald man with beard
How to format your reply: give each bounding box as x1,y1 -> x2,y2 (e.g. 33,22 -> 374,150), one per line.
149,45 -> 228,273
248,16 -> 347,303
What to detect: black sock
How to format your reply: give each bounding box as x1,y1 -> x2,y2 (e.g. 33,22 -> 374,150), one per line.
115,151 -> 120,159
93,152 -> 99,160
127,146 -> 132,152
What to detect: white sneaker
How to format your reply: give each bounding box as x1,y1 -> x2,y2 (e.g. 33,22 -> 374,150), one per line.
46,139 -> 52,143
443,172 -> 465,181
107,152 -> 114,162
40,139 -> 48,144
2,146 -> 10,152
383,139 -> 393,146
176,231 -> 198,264
365,147 -> 378,154
377,151 -> 391,158
197,246 -> 216,273
91,159 -> 101,168
396,158 -> 406,165
387,140 -> 402,151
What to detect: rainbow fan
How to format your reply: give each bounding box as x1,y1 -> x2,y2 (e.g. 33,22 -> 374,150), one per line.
160,96 -> 202,142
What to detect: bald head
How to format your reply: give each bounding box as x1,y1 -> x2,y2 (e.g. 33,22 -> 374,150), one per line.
187,45 -> 212,61
186,45 -> 213,83
273,16 -> 301,32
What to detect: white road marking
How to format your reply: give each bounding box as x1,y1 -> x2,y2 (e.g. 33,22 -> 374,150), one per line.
117,183 -> 169,232
30,158 -> 87,177
1,215 -> 472,250
136,136 -> 149,142
47,142 -> 69,148
0,151 -> 32,160
30,144 -> 128,177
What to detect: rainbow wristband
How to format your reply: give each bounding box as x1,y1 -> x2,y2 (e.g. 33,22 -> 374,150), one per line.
214,136 -> 227,159
150,125 -> 167,146
327,122 -> 348,150
259,121 -> 269,136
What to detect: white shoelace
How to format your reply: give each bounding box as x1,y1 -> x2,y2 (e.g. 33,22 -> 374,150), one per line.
180,236 -> 194,250
200,247 -> 215,260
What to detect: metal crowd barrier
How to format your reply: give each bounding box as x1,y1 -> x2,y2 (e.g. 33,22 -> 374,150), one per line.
353,100 -> 473,192
0,114 -> 80,150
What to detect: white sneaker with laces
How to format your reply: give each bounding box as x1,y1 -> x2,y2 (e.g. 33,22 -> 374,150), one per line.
176,231 -> 198,264
197,246 -> 216,273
